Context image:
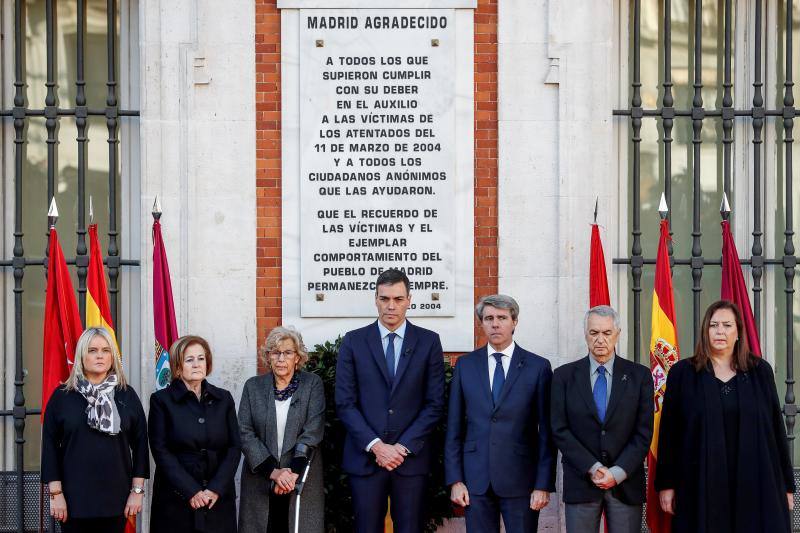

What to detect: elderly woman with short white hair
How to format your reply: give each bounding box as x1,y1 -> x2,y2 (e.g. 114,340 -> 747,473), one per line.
238,326 -> 325,533
41,327 -> 149,533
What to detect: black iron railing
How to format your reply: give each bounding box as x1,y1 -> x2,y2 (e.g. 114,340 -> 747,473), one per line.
0,1 -> 139,531
614,0 -> 798,459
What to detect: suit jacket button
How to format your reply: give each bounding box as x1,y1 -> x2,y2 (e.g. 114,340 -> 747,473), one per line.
491,417 -> 497,423
198,417 -> 205,424
601,430 -> 606,435
388,409 -> 394,415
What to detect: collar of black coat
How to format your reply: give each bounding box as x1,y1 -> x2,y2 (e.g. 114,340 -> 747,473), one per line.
168,378 -> 223,402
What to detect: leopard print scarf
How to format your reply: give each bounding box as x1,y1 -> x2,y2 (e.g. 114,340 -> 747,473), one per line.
75,373 -> 121,435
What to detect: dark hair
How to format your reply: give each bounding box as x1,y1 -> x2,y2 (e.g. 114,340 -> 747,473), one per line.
692,300 -> 754,372
375,268 -> 410,295
169,335 -> 214,380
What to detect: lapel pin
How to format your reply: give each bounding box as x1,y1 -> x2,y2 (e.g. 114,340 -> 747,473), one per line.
622,374 -> 628,382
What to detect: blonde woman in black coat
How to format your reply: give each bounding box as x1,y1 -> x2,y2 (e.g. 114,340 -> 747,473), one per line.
149,335 -> 241,533
41,327 -> 149,533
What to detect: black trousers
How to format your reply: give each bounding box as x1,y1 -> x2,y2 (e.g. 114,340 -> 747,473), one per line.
60,516 -> 127,533
267,492 -> 291,533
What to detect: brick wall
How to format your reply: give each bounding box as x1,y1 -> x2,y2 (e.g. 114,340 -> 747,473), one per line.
255,1 -> 499,365
255,0 -> 282,371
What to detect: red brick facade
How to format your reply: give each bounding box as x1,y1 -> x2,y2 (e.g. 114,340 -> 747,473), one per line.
255,1 -> 499,364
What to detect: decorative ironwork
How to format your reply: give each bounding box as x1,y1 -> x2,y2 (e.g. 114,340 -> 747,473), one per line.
614,0 -> 799,462
0,1 -> 140,530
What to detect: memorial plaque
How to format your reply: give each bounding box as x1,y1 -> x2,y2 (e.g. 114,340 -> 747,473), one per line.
299,9 -> 456,317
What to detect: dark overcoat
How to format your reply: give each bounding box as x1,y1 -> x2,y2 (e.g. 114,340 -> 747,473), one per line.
41,385 -> 150,519
238,370 -> 325,533
148,379 -> 241,533
654,357 -> 796,533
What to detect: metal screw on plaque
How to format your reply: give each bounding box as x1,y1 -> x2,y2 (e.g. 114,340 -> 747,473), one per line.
431,293 -> 440,301
316,293 -> 325,301
431,39 -> 439,47
316,39 -> 324,48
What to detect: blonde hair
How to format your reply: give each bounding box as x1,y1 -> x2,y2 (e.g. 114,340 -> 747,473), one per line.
169,335 -> 213,381
64,327 -> 127,390
259,326 -> 309,370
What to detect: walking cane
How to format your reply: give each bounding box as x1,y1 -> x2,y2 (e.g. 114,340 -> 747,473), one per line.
293,443 -> 315,533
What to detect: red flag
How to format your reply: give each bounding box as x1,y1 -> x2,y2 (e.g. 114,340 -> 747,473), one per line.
647,218 -> 679,533
153,217 -> 179,389
590,224 -> 611,307
721,220 -> 762,356
42,228 -> 83,417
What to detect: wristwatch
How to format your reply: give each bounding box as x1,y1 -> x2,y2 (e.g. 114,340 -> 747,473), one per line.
130,485 -> 145,494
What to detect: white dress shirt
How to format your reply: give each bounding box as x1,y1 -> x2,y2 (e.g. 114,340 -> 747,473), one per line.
275,398 -> 291,457
487,341 -> 515,389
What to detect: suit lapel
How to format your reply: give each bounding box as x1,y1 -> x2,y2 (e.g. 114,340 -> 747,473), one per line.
493,345 -> 524,412
475,348 -> 493,406
391,322 -> 417,394
367,321 -> 392,387
262,374 -> 279,458
604,356 -> 628,422
576,356 -> 601,423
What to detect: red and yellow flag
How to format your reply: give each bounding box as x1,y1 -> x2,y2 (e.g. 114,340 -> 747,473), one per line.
646,218 -> 679,533
86,224 -> 118,350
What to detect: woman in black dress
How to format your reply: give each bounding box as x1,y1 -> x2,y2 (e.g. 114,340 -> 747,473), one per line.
655,300 -> 795,533
41,327 -> 149,533
149,335 -> 241,533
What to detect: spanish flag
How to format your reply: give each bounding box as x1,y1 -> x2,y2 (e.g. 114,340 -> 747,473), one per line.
646,217 -> 679,533
86,224 -> 118,350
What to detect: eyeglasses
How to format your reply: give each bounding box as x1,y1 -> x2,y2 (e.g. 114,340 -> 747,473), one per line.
269,349 -> 297,361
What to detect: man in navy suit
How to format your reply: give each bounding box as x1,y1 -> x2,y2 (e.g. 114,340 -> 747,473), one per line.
335,268 -> 445,533
444,294 -> 556,533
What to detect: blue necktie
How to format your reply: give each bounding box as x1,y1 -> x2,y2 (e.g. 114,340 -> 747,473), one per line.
594,366 -> 608,422
492,353 -> 505,405
386,332 -> 397,379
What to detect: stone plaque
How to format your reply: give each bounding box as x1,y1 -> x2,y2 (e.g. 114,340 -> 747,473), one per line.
299,9 -> 456,317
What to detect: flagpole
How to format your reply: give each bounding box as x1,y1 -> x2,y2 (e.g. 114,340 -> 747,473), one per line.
42,198 -> 58,533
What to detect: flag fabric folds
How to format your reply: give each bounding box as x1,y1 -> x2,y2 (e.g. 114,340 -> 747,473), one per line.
590,223 -> 611,307
721,220 -> 762,356
42,228 -> 84,417
646,218 -> 679,533
86,224 -> 119,350
152,218 -> 179,390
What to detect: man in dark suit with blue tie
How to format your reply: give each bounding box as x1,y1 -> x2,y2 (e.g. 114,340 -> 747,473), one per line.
550,305 -> 653,533
444,294 -> 556,533
335,268 -> 445,533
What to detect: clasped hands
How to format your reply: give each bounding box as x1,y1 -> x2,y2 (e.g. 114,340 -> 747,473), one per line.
371,441 -> 408,471
591,466 -> 618,490
269,468 -> 300,495
189,489 -> 221,510
449,482 -> 550,511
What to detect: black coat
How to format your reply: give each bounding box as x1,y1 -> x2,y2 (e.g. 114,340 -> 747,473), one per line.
149,380 -> 242,533
551,355 -> 654,505
41,385 -> 150,519
654,357 -> 796,533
